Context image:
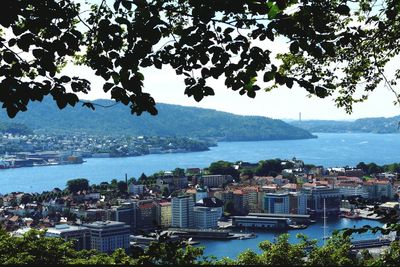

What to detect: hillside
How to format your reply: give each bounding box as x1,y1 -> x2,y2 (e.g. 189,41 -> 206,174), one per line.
0,97 -> 315,141
290,116 -> 400,133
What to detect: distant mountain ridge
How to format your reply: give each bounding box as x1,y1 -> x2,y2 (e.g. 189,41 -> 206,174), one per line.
290,116 -> 400,133
0,97 -> 315,141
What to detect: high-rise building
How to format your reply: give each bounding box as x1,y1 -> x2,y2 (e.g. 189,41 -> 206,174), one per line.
109,202 -> 137,234
264,193 -> 290,214
82,221 -> 130,254
171,195 -> 194,228
301,184 -> 341,215
289,192 -> 308,215
155,201 -> 172,228
194,206 -> 221,229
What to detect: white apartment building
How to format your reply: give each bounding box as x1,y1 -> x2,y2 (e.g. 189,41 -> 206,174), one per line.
193,206 -> 221,229
171,195 -> 194,228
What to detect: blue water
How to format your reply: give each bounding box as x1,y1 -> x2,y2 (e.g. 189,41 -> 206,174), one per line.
199,218 -> 384,259
0,133 -> 399,194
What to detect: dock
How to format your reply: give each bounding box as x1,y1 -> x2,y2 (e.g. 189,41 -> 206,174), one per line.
351,238 -> 392,249
167,228 -> 238,240
340,208 -> 383,220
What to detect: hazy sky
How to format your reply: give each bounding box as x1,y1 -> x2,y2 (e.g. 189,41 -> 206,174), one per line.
64,60 -> 400,121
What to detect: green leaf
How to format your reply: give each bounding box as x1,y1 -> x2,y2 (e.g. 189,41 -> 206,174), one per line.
121,0 -> 132,10
289,42 -> 299,54
336,5 -> 350,15
263,71 -> 275,82
103,82 -> 114,92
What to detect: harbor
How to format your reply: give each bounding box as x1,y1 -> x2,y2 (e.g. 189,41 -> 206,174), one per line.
199,217 -> 386,259
166,228 -> 257,240
340,207 -> 385,220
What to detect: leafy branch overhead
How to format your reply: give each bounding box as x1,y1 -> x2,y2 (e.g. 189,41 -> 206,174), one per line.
0,0 -> 399,117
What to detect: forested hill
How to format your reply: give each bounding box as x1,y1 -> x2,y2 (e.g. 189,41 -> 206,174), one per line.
0,98 -> 315,141
290,116 -> 400,134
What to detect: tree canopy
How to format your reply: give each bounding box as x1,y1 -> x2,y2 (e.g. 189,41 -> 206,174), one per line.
4,228 -> 400,266
1,0 -> 399,118
66,178 -> 89,193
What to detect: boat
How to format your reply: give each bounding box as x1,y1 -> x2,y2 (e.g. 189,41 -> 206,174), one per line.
289,224 -> 308,229
340,211 -> 361,219
340,208 -> 361,219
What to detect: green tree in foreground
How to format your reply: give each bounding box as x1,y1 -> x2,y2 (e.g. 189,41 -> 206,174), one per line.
3,227 -> 400,265
1,0 -> 399,117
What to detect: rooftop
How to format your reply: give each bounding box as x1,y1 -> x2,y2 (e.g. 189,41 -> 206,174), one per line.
47,224 -> 89,233
82,220 -> 127,229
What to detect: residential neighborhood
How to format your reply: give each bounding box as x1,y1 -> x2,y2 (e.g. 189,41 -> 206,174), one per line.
1,157 -> 399,254
0,133 -> 214,168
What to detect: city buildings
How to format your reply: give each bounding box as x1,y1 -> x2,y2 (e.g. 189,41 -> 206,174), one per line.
264,193 -> 290,214
171,195 -> 194,228
193,207 -> 221,229
195,185 -> 208,202
289,192 -> 308,215
193,197 -> 224,229
200,175 -> 233,187
128,184 -> 144,195
46,224 -> 91,251
301,183 -> 341,215
82,221 -> 130,254
155,201 -> 172,228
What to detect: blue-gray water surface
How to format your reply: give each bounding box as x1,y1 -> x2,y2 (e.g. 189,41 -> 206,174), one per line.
0,133 -> 399,194
199,217 -> 384,259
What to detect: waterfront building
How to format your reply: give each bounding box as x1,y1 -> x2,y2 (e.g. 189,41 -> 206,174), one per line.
128,184 -> 145,195
337,183 -> 369,199
264,193 -> 290,214
195,197 -> 224,218
301,183 -> 341,215
242,186 -> 260,213
171,195 -> 194,228
155,201 -> 172,228
82,221 -> 130,254
233,190 -> 247,215
257,191 -> 266,212
46,224 -> 91,251
289,192 -> 308,215
193,206 -> 221,229
231,215 -> 289,229
363,180 -> 393,200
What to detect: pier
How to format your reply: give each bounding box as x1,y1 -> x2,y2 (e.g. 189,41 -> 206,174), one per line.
351,238 -> 392,249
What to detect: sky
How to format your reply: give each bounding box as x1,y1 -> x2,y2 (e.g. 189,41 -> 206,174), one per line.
63,60 -> 400,121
